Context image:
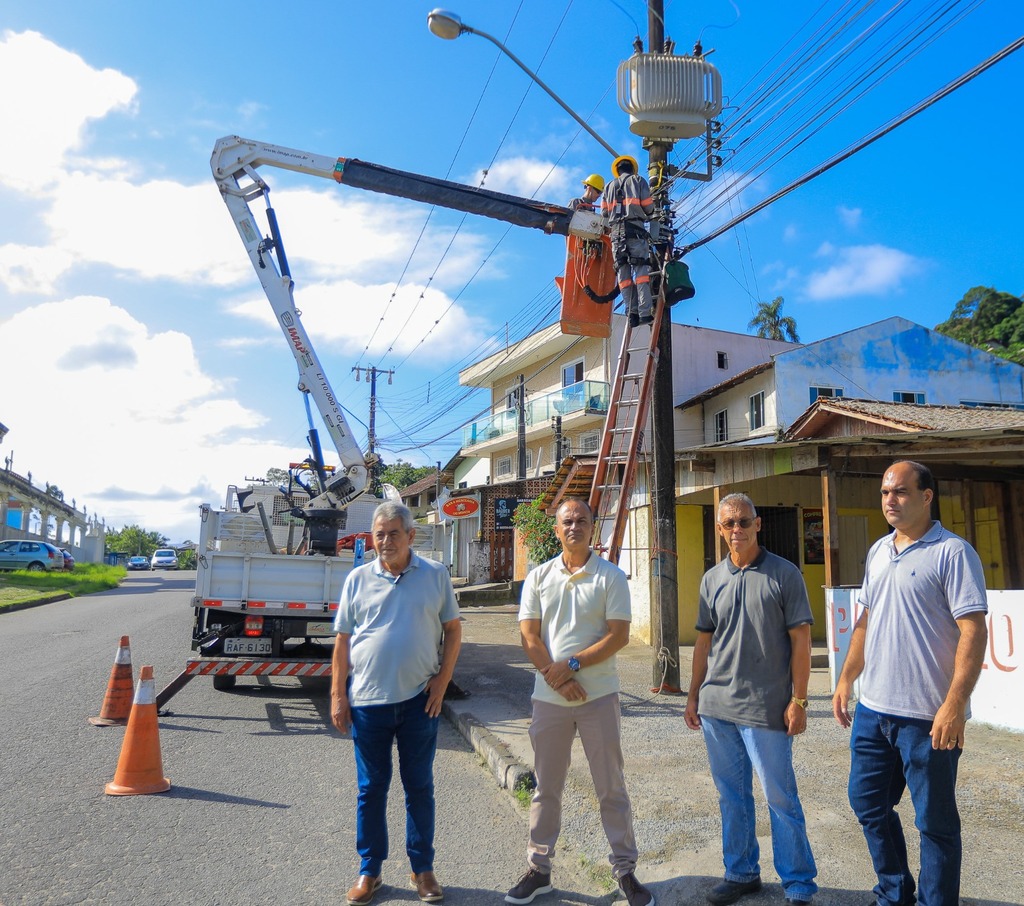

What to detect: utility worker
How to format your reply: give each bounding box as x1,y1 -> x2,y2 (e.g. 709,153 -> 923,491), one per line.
568,173 -> 604,212
601,155 -> 655,328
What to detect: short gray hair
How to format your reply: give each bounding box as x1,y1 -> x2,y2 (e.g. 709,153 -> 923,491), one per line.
718,492 -> 757,518
372,501 -> 414,532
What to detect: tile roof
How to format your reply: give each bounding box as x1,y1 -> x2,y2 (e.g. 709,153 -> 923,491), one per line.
785,398 -> 1024,439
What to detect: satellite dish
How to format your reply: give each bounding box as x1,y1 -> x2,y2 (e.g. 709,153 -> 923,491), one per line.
381,483 -> 402,502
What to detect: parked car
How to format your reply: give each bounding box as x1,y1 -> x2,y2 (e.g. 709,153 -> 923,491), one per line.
150,549 -> 179,570
58,548 -> 75,571
127,556 -> 150,571
0,540 -> 66,571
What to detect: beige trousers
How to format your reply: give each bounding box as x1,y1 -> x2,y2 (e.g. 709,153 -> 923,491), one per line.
526,693 -> 639,878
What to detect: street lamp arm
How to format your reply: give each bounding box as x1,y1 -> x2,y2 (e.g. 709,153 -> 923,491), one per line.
428,10 -> 618,159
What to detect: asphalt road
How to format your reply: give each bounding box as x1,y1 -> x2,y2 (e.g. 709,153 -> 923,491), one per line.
0,573 -> 609,906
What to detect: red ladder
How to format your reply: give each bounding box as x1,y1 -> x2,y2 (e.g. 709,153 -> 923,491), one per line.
588,290 -> 666,563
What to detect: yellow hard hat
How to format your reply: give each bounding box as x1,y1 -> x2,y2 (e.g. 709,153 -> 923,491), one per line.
611,154 -> 639,177
582,173 -> 605,192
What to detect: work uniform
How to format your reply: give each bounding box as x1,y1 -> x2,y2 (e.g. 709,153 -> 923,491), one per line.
601,173 -> 655,323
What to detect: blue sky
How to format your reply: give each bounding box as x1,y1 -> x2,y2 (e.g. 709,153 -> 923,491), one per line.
1,1 -> 1021,543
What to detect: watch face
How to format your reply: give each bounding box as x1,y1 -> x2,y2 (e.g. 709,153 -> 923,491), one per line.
568,657 -> 580,672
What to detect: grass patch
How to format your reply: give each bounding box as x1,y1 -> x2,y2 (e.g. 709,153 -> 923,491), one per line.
512,775 -> 535,809
0,563 -> 125,611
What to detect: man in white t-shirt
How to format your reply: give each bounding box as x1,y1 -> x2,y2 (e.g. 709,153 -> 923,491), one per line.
505,498 -> 653,906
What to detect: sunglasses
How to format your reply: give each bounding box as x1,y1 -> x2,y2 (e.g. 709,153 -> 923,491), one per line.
719,518 -> 755,530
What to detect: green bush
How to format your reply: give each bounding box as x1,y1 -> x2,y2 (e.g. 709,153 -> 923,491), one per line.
511,498 -> 561,565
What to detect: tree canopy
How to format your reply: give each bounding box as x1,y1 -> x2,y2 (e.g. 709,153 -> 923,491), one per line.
748,296 -> 800,342
106,524 -> 169,557
935,286 -> 1024,365
380,460 -> 434,490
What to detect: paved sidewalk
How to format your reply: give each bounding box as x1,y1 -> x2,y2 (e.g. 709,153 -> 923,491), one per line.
443,602 -> 1024,906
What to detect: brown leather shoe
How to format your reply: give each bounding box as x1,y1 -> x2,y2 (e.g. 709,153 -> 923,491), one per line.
410,870 -> 444,902
346,875 -> 382,906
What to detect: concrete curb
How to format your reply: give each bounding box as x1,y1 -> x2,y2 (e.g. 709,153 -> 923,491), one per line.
0,592 -> 72,614
442,702 -> 535,794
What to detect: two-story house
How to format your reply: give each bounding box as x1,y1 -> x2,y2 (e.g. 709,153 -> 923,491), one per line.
452,316 -> 796,585
670,316 -> 1024,643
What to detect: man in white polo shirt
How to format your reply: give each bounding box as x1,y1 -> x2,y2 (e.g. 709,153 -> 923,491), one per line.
331,502 -> 461,906
505,497 -> 653,906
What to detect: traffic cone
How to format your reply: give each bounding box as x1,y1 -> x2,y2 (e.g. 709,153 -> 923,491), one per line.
104,666 -> 171,796
89,635 -> 135,726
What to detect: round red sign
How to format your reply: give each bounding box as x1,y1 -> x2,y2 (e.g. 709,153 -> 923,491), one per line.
442,497 -> 480,518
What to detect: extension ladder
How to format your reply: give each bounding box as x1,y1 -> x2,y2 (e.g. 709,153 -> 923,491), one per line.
588,285 -> 667,563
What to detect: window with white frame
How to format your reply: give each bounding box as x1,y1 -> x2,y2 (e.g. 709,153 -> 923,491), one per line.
526,448 -> 533,470
809,386 -> 844,404
578,430 -> 600,454
749,391 -> 765,430
562,359 -> 584,387
713,409 -> 728,443
893,391 -> 926,404
717,351 -> 728,369
495,456 -> 512,477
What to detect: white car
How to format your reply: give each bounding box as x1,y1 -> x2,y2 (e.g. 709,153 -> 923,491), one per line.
150,549 -> 179,570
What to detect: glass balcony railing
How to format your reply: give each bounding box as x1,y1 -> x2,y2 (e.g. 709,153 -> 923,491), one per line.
462,381 -> 609,448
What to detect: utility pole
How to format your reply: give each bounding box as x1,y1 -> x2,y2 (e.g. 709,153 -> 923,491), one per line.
516,374 -> 527,479
353,365 -> 393,491
646,0 -> 681,693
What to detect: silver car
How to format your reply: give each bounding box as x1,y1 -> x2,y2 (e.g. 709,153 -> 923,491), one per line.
0,539 -> 66,571
150,549 -> 179,570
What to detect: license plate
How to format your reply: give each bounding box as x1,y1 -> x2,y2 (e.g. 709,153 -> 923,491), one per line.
224,637 -> 272,655
305,621 -> 335,635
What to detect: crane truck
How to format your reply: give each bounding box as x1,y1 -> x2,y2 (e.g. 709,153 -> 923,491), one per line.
158,136 -> 579,705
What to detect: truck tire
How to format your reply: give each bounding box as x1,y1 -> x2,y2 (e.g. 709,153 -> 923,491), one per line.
212,673 -> 237,691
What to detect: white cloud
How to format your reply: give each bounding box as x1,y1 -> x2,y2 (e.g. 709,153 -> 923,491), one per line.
804,244 -> 922,300
0,30 -> 137,192
227,278 -> 489,361
471,157 -> 572,200
0,297 -> 282,542
0,244 -> 76,294
838,205 -> 862,229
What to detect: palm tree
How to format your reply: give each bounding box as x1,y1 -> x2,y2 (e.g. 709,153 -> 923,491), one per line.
748,296 -> 800,342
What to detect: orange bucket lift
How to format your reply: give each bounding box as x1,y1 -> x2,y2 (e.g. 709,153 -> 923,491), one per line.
556,212 -> 617,338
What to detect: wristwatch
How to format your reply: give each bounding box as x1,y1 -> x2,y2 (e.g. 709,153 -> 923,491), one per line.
567,656 -> 581,672
791,696 -> 808,709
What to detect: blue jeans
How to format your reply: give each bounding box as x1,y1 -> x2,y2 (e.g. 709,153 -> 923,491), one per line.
849,704 -> 962,906
702,716 -> 818,901
350,690 -> 439,877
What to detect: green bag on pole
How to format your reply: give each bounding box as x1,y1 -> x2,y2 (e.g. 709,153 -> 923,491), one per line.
664,258 -> 696,305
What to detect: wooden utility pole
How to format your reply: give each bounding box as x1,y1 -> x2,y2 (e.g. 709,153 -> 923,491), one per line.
647,0 -> 681,693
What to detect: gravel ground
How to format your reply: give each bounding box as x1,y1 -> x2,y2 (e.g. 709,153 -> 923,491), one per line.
446,604 -> 1024,906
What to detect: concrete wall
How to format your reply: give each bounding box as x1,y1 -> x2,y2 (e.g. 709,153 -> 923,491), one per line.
827,587 -> 1024,733
775,317 -> 1024,428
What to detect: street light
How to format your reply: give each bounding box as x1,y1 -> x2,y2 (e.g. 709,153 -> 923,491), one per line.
427,8 -> 619,159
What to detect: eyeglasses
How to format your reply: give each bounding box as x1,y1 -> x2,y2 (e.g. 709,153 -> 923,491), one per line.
718,518 -> 755,530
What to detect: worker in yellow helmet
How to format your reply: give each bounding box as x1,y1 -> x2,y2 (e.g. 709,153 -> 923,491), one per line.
568,173 -> 605,213
601,155 -> 655,328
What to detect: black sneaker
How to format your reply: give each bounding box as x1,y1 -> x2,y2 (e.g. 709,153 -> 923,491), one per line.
505,868 -> 553,905
619,871 -> 654,906
628,312 -> 640,328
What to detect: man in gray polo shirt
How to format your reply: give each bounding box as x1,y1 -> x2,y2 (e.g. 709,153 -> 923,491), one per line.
331,502 -> 461,906
833,460 -> 987,906
685,492 -> 817,906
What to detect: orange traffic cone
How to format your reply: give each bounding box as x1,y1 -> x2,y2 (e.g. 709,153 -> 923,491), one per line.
89,635 -> 135,726
104,666 -> 171,796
